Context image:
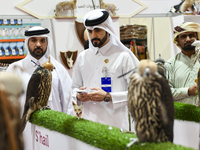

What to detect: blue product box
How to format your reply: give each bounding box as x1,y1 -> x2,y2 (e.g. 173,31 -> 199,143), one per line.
3,42 -> 11,56
10,42 -> 18,56
0,43 -> 5,56
17,42 -> 24,55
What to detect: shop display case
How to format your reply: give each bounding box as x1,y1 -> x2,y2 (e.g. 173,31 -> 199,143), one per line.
120,24 -> 148,60
0,19 -> 26,66
0,19 -> 42,70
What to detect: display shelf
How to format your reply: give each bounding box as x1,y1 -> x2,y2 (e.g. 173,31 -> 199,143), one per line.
0,39 -> 25,65
0,39 -> 25,42
121,38 -> 148,60
54,16 -> 77,19
111,16 -> 119,19
121,38 -> 147,43
0,55 -> 26,60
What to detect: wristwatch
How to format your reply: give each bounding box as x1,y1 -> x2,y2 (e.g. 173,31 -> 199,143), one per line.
104,92 -> 111,102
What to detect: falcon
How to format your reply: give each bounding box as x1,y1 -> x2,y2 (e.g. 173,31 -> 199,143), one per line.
154,54 -> 166,78
21,57 -> 54,132
192,40 -> 200,64
0,72 -> 24,150
128,59 -> 174,143
197,67 -> 200,107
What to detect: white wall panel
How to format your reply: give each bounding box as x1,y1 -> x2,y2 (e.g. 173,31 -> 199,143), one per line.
154,17 -> 171,61
0,0 -> 188,17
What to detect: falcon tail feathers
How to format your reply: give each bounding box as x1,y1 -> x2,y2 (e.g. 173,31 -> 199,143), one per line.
20,114 -> 27,132
21,108 -> 35,132
21,97 -> 35,132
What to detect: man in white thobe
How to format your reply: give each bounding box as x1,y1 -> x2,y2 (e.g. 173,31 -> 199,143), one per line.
6,26 -> 74,150
72,9 -> 139,130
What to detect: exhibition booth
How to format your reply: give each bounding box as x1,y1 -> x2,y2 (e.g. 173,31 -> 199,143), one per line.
1,0 -> 200,150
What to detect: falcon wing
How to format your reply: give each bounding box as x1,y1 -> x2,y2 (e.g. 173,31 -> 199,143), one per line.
159,77 -> 174,142
22,67 -> 42,117
128,72 -> 141,120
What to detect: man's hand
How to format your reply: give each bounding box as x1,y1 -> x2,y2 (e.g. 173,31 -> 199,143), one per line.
77,87 -> 90,102
88,87 -> 107,102
188,84 -> 197,96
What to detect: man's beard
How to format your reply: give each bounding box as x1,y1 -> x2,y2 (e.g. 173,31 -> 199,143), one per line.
182,43 -> 195,51
91,32 -> 108,48
28,46 -> 47,59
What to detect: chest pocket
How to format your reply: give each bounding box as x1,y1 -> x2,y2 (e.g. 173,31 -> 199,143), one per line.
101,68 -> 116,92
108,69 -> 116,89
107,69 -> 116,77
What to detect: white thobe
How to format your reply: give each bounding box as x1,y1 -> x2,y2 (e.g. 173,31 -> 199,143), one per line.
166,52 -> 200,105
6,54 -> 74,150
72,41 -> 139,130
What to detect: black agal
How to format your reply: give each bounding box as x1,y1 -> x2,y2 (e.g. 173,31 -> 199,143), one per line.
25,28 -> 50,36
85,11 -> 109,26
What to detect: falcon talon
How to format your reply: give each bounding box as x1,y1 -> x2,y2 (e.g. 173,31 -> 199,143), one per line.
40,106 -> 51,110
126,138 -> 138,149
120,129 -> 135,134
141,143 -> 146,146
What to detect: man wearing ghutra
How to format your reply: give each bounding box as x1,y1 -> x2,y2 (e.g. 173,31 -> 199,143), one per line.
6,26 -> 74,150
72,9 -> 139,130
166,22 -> 200,105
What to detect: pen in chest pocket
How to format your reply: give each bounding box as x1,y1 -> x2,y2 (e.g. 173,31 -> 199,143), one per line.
102,66 -> 108,77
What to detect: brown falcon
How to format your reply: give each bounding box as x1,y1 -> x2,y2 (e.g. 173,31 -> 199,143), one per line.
128,59 -> 174,143
0,72 -> 24,150
197,67 -> 200,107
21,57 -> 54,132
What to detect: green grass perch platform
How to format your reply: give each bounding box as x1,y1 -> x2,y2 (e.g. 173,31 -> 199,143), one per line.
29,102 -> 198,150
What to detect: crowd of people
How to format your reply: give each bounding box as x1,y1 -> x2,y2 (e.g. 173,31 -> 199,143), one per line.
3,8 -> 200,150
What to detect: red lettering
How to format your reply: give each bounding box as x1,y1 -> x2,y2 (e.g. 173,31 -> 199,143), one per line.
42,137 -> 45,145
40,134 -> 43,143
46,135 -> 49,147
35,130 -> 41,142
36,130 -> 38,142
35,130 -> 49,147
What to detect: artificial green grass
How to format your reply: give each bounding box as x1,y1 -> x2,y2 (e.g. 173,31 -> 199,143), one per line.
174,102 -> 200,123
29,102 -> 196,150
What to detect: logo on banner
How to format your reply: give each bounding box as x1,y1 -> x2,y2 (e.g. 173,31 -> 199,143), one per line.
60,50 -> 78,69
35,130 -> 49,147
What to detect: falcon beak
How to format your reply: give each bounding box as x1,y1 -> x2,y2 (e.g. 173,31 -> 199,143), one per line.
143,67 -> 150,77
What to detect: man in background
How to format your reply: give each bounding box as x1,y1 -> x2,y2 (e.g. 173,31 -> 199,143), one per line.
6,26 -> 74,150
166,22 -> 200,105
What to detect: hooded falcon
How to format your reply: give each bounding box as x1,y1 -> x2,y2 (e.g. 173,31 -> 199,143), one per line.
128,59 -> 174,143
21,57 -> 53,132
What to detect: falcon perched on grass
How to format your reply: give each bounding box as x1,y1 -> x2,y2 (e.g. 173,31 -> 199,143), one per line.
128,59 -> 174,143
21,57 -> 54,132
